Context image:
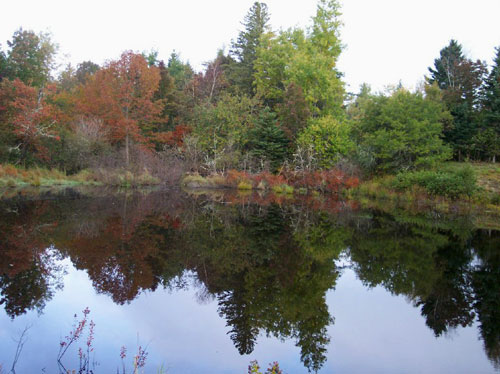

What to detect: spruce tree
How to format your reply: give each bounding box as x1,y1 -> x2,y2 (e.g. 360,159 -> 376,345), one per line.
428,40 -> 487,160
478,47 -> 500,161
428,39 -> 465,90
0,46 -> 8,81
229,2 -> 270,96
247,107 -> 289,171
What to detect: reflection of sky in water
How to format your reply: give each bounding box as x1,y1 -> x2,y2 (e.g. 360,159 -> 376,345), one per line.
0,259 -> 495,373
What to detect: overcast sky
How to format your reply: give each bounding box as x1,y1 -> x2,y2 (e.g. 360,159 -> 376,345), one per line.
1,0 -> 499,93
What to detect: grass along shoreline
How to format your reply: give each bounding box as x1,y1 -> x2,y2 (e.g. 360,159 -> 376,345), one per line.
0,164 -> 162,188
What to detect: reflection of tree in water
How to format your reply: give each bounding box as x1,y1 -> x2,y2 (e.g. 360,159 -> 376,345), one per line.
471,231 -> 500,369
416,243 -> 475,337
0,189 -> 499,372
187,203 -> 344,372
58,194 -> 185,304
219,286 -> 259,355
349,210 -> 499,369
0,199 -> 64,318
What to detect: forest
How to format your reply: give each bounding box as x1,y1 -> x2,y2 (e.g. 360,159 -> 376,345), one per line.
0,0 -> 499,202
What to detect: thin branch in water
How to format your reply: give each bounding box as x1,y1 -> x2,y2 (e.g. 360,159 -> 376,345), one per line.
10,324 -> 32,374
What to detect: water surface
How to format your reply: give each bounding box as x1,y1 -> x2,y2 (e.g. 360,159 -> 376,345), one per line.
0,188 -> 498,373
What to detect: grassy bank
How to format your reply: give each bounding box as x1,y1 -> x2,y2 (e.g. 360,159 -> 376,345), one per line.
0,164 -> 162,188
347,162 -> 500,216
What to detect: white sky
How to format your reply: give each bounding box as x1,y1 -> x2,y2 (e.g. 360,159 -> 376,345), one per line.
1,0 -> 499,93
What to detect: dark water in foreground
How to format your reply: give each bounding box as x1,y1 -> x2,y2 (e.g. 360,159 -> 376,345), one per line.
0,187 -> 498,373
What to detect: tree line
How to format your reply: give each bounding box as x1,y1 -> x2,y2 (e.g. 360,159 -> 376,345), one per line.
0,0 -> 498,178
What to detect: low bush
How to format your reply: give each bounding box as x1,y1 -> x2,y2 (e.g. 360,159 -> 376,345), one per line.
237,181 -> 253,190
393,165 -> 477,199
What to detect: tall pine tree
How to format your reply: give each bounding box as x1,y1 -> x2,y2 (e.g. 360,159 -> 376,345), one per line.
428,40 -> 465,90
478,47 -> 500,162
229,2 -> 270,96
428,40 -> 487,160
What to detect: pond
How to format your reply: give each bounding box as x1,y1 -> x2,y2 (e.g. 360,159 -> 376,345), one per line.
0,187 -> 498,373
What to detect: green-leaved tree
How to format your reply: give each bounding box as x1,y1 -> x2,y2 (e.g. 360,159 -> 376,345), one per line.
254,0 -> 344,117
352,86 -> 452,173
5,28 -> 58,87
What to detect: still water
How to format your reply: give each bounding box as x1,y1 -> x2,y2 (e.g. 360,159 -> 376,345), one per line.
0,187 -> 498,373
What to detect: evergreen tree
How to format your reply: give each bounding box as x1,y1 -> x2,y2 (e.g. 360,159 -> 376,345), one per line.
428,39 -> 465,90
478,47 -> 500,162
167,51 -> 194,91
155,60 -> 177,127
0,45 -> 8,81
346,83 -> 374,121
428,40 -> 487,160
247,107 -> 289,171
229,2 -> 270,96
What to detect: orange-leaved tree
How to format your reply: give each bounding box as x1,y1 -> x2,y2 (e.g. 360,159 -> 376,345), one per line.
0,78 -> 60,163
77,51 -> 164,166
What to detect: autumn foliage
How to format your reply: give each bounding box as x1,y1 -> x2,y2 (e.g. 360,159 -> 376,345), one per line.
213,168 -> 358,193
77,51 -> 164,150
152,124 -> 192,148
0,78 -> 60,161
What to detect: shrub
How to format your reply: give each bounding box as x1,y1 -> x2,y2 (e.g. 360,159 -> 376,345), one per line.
491,193 -> 500,205
393,165 -> 477,199
181,174 -> 210,188
297,116 -> 354,168
3,164 -> 19,177
226,169 -> 251,187
282,184 -> 294,194
256,180 -> 268,190
298,187 -> 308,195
30,176 -> 41,187
208,175 -> 228,187
271,185 -> 284,194
237,181 -> 253,190
137,171 -> 160,185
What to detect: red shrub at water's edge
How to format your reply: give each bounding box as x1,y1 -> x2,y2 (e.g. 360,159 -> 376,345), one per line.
219,168 -> 359,193
226,169 -> 252,186
252,171 -> 287,187
344,176 -> 360,189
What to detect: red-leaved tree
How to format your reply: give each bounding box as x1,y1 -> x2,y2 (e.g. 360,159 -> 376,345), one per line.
0,78 -> 60,162
77,51 -> 164,166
